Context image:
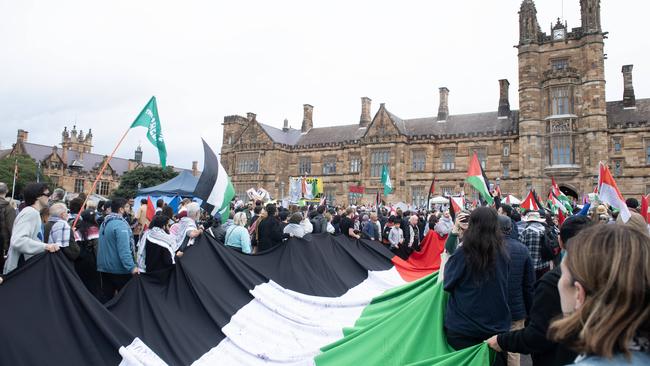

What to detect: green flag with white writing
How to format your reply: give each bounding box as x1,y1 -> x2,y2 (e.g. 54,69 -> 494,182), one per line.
381,165 -> 393,196
131,96 -> 167,168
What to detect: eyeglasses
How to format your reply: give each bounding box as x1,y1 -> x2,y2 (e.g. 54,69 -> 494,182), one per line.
41,192 -> 51,197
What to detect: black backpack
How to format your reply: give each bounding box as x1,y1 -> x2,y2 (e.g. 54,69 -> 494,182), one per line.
526,222 -> 560,262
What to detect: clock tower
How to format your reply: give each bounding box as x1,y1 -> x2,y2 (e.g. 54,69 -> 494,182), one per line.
517,0 -> 607,196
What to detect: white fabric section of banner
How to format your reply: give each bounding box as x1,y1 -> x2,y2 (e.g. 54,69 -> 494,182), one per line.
599,184 -> 631,222
119,337 -> 168,366
191,268 -> 406,365
205,157 -> 229,212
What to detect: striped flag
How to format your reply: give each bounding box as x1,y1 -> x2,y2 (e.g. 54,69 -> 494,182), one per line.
520,190 -> 539,211
641,195 -> 649,223
598,162 -> 631,222
465,153 -> 493,205
193,139 -> 236,218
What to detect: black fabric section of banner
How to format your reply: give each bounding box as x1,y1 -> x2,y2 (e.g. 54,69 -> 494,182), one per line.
108,232 -> 394,365
0,252 -> 136,366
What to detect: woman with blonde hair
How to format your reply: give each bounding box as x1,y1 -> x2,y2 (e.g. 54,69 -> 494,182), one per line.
550,224 -> 650,365
224,211 -> 252,253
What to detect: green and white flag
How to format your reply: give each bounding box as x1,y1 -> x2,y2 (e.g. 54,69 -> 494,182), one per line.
131,96 -> 167,168
381,165 -> 393,196
193,139 -> 236,218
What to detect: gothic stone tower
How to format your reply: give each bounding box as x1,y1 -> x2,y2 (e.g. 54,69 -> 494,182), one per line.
517,0 -> 606,197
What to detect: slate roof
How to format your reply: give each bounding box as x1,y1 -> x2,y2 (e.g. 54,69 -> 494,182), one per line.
17,142 -> 191,175
0,149 -> 11,159
606,98 -> 650,128
255,108 -> 518,147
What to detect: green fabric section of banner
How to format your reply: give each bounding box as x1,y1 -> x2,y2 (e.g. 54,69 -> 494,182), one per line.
315,273 -> 494,366
466,175 -> 494,205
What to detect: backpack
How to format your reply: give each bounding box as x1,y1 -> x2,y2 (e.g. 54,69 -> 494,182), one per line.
525,222 -> 560,262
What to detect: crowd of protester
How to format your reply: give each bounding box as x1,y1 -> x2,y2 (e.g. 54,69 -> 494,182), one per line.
0,181 -> 649,365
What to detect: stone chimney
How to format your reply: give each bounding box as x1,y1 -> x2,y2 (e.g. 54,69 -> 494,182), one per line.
622,65 -> 635,108
192,161 -> 199,176
437,87 -> 449,121
301,104 -> 313,133
498,79 -> 511,117
283,118 -> 289,132
246,112 -> 256,122
360,97 -> 372,127
16,129 -> 28,143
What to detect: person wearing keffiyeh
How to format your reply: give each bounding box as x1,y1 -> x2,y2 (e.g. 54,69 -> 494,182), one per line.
137,214 -> 178,273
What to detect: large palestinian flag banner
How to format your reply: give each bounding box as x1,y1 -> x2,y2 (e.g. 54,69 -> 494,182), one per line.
0,231 -> 493,365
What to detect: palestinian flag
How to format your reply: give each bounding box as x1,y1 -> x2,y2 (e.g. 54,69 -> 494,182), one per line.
1,231 -> 493,365
450,196 -> 465,214
598,162 -> 631,222
0,253 -> 165,365
465,152 -> 493,205
146,196 -> 156,221
193,139 -> 236,218
520,190 -> 539,211
550,177 -> 573,212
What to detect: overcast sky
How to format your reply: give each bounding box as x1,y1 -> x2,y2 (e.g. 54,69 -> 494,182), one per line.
1,0 -> 648,169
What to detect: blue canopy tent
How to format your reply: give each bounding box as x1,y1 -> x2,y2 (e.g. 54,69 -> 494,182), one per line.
133,171 -> 201,213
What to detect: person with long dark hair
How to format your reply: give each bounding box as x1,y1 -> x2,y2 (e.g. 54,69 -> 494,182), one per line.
73,209 -> 100,298
443,207 -> 510,366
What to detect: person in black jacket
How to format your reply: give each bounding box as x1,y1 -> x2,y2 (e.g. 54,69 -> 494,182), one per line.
256,204 -> 283,251
310,206 -> 328,234
497,215 -> 535,366
487,215 -> 593,366
444,207 -> 510,366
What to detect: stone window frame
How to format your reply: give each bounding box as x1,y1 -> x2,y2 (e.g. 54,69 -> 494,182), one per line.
469,146 -> 487,169
370,149 -> 390,177
548,85 -> 573,116
612,158 -> 624,177
548,118 -> 575,166
324,187 -> 336,204
298,156 -> 312,175
411,149 -> 426,172
349,154 -> 362,173
502,163 -> 510,178
234,186 -> 249,202
441,148 -> 456,171
236,152 -> 259,174
440,186 -> 455,197
502,143 -> 511,157
74,179 -> 84,193
410,185 -> 427,209
611,136 -> 623,154
322,156 -> 337,175
95,181 -> 110,196
645,138 -> 650,166
551,58 -> 569,71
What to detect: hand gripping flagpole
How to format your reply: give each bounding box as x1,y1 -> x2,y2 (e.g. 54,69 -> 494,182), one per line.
70,127 -> 131,230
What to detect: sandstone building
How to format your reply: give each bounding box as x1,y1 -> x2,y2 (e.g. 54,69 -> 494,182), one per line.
2,126 -> 198,197
221,0 -> 650,207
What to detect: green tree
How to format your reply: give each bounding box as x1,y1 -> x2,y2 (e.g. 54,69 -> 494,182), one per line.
111,166 -> 178,199
0,154 -> 52,199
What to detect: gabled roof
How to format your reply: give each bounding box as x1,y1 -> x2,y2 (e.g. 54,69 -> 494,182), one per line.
258,123 -> 303,145
15,142 -> 192,175
607,98 -> 650,128
251,107 -> 518,147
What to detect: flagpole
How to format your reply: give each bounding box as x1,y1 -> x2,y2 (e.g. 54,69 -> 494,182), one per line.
71,126 -> 132,230
11,158 -> 17,201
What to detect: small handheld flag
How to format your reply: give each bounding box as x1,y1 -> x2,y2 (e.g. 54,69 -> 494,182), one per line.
598,162 -> 630,222
380,165 -> 393,196
465,153 -> 493,205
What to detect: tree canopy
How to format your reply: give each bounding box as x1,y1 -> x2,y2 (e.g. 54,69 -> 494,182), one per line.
0,154 -> 52,199
111,166 -> 178,199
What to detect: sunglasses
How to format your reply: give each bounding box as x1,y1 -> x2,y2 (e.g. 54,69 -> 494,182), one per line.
42,192 -> 51,197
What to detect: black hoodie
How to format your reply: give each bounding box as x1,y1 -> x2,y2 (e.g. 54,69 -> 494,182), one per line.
496,266 -> 577,366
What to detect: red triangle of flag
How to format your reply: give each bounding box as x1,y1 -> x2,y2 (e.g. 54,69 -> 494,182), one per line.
467,153 -> 482,177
